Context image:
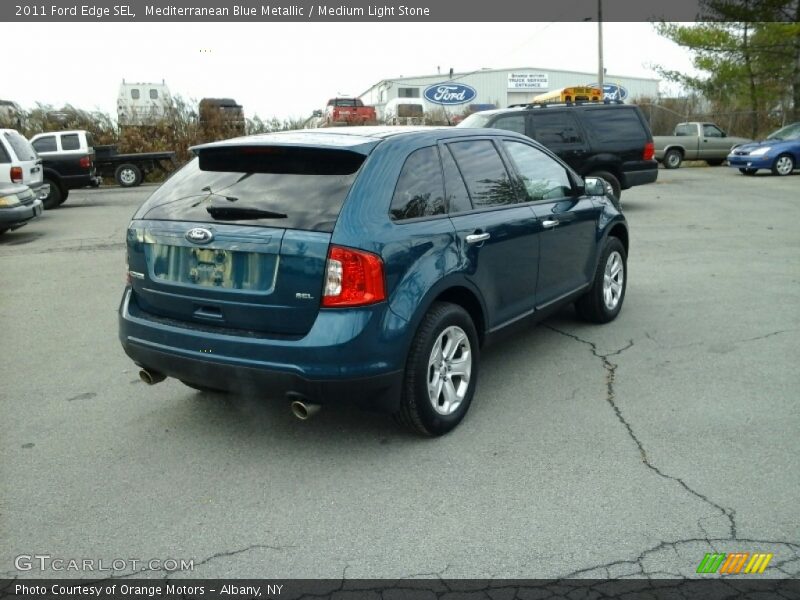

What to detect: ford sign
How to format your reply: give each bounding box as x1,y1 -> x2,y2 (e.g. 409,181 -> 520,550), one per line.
423,83 -> 477,106
588,83 -> 629,101
185,227 -> 214,244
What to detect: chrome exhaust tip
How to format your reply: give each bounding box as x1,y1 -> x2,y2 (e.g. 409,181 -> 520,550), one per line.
290,399 -> 321,420
139,369 -> 166,385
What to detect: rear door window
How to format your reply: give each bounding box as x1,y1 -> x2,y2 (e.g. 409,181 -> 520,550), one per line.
582,108 -> 646,145
441,146 -> 473,214
675,124 -> 694,136
61,134 -> 80,151
448,140 -> 516,208
33,136 -> 57,153
135,147 -> 366,232
390,146 -> 445,220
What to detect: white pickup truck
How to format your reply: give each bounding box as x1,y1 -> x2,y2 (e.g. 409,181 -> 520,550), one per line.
654,122 -> 751,169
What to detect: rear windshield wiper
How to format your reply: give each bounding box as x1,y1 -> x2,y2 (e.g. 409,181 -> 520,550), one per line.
206,205 -> 288,220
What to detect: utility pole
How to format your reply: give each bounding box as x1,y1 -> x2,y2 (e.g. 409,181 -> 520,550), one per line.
597,0 -> 604,91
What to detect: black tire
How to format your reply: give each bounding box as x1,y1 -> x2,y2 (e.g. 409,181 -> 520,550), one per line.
394,302 -> 480,436
739,168 -> 757,176
771,153 -> 795,176
42,178 -> 62,209
115,163 -> 143,187
575,236 -> 627,324
706,159 -> 724,166
58,189 -> 69,205
588,170 -> 621,204
181,380 -> 228,394
663,148 -> 683,169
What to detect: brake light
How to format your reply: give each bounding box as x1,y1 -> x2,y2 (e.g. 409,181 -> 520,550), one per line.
10,166 -> 23,183
643,141 -> 655,161
322,246 -> 386,307
79,156 -> 92,169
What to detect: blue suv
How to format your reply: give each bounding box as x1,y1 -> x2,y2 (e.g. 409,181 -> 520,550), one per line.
119,127 -> 628,435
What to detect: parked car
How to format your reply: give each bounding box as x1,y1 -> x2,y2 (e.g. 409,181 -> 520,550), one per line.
0,182 -> 43,235
727,122 -> 800,176
30,130 -> 101,208
653,122 -> 751,169
119,127 -> 629,435
0,129 -> 50,203
457,102 -> 657,202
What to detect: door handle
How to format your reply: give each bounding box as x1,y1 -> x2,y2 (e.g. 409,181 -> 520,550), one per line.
465,232 -> 491,244
542,219 -> 559,229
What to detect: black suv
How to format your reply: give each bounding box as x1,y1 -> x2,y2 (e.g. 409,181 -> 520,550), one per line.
458,102 -> 657,201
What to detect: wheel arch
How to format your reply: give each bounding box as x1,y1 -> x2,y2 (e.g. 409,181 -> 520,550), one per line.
607,222 -> 629,254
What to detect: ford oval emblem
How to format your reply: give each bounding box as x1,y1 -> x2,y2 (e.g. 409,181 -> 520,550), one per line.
185,227 -> 214,244
423,83 -> 477,106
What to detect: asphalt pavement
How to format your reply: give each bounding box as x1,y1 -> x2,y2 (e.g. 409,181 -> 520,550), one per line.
1,168 -> 798,580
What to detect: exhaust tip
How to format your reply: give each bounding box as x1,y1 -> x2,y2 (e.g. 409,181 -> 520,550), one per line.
290,399 -> 321,420
139,369 -> 166,385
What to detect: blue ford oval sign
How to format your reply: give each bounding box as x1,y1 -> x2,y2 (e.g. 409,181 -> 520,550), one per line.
423,83 -> 477,106
588,83 -> 628,101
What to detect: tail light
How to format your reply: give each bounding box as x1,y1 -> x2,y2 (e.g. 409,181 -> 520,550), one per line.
643,141 -> 655,161
10,166 -> 23,183
79,156 -> 92,169
322,245 -> 386,307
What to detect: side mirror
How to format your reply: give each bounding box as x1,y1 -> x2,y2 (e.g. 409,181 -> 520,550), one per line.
583,177 -> 607,197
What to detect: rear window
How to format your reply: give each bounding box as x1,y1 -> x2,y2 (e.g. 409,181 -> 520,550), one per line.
581,108 -> 647,145
134,147 -> 366,232
4,131 -> 37,161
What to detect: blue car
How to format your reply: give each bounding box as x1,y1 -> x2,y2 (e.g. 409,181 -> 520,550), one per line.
119,127 -> 628,435
728,122 -> 800,176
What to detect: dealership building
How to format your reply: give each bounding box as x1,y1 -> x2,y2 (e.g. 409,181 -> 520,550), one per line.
359,66 -> 659,117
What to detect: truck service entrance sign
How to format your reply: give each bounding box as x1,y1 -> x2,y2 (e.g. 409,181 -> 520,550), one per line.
507,73 -> 549,91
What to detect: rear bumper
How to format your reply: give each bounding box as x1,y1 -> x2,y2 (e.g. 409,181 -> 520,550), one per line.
118,288 -> 407,412
62,173 -> 101,190
0,199 -> 43,227
622,168 -> 658,189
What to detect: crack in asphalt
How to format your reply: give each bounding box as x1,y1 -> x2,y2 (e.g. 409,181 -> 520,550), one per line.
664,328 -> 797,350
544,324 -> 800,579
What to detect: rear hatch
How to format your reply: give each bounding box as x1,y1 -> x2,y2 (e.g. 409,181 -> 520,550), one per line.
3,130 -> 43,187
127,142 -> 371,337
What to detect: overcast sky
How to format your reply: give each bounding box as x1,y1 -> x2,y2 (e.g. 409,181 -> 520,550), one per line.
6,22 -> 696,120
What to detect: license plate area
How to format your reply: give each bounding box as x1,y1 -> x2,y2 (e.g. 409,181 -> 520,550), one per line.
147,244 -> 277,292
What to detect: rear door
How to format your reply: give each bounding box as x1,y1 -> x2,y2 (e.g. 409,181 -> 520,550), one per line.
501,139 -> 601,307
444,138 -> 540,328
527,111 -> 589,173
3,130 -> 42,187
126,145 -> 368,337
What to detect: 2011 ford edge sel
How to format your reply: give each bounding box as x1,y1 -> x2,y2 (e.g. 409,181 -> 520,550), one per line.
119,127 -> 629,436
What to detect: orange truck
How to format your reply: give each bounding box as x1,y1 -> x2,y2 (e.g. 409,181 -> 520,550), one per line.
324,98 -> 377,126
